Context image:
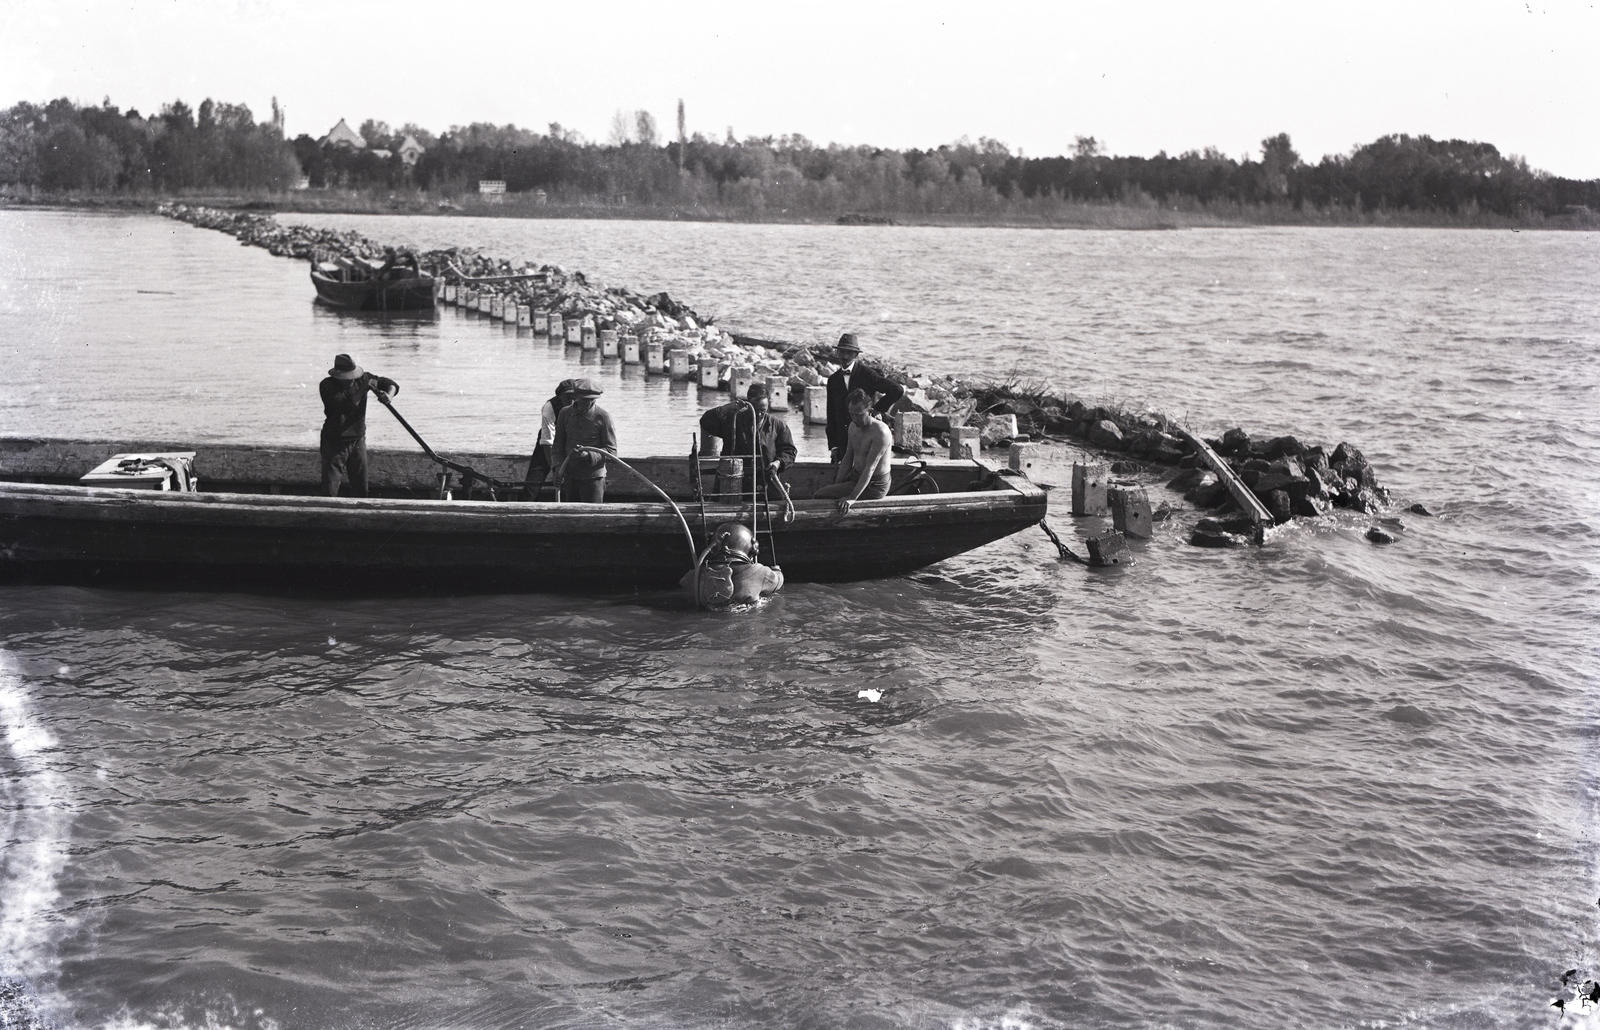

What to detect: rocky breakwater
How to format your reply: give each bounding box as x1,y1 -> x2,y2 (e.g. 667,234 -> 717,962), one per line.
158,203 -> 1398,546
913,385 -> 1400,547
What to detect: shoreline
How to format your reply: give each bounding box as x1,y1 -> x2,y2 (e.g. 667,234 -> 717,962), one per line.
5,189 -> 1594,232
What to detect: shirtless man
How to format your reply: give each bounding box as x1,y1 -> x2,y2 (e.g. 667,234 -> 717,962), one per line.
813,388 -> 893,515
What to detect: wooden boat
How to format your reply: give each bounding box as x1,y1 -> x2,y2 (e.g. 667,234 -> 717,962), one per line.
0,437 -> 1048,592
310,255 -> 436,311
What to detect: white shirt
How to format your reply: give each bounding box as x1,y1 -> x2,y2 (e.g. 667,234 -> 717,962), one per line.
537,400 -> 559,446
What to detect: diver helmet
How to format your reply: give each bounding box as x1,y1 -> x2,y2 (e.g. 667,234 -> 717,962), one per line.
709,522 -> 757,564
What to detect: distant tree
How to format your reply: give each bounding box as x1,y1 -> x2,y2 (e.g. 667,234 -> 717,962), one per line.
607,110 -> 633,146
635,110 -> 658,147
1073,135 -> 1101,158
358,119 -> 392,148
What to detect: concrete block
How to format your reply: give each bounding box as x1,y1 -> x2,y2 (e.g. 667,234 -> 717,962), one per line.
949,426 -> 980,460
699,356 -> 721,389
647,341 -> 665,373
444,284 -> 457,303
581,324 -> 598,351
804,386 -> 828,425
729,366 -> 755,401
1086,530 -> 1132,566
515,304 -> 530,328
1108,484 -> 1154,539
549,315 -> 565,343
599,329 -> 618,358
1072,462 -> 1110,516
766,375 -> 789,410
668,348 -> 693,379
1008,441 -> 1037,474
533,311 -> 549,336
489,295 -> 504,319
893,411 -> 923,451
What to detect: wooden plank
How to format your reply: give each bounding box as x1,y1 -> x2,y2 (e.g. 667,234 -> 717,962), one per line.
1172,427 -> 1272,528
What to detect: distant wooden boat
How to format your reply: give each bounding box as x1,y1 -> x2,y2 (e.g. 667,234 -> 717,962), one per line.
310,256 -> 435,311
0,438 -> 1048,592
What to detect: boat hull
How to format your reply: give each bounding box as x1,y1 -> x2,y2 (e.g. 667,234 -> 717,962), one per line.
310,269 -> 436,311
0,440 -> 1047,593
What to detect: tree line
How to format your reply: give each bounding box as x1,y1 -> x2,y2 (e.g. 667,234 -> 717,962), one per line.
4,95 -> 1597,221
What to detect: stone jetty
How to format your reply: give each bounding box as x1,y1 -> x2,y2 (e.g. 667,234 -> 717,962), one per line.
158,203 -> 1392,544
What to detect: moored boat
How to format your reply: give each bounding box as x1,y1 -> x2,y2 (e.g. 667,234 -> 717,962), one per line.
310,254 -> 436,311
0,438 -> 1047,592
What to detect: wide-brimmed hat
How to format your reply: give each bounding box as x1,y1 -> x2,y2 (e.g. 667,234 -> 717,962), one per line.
569,378 -> 603,397
329,353 -> 364,379
835,333 -> 861,354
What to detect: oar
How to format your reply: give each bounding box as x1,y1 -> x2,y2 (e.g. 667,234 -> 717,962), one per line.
375,392 -> 517,498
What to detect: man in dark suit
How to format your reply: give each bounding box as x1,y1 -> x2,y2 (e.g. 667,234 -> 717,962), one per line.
825,333 -> 904,463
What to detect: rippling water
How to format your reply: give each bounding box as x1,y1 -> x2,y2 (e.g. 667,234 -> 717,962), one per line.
0,209 -> 1596,1030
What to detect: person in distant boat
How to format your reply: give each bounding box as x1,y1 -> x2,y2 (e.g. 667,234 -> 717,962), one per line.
319,353 -> 399,498
551,378 -> 617,502
825,333 -> 903,464
680,521 -> 784,607
698,383 -> 796,489
524,378 -> 576,499
814,388 -> 893,515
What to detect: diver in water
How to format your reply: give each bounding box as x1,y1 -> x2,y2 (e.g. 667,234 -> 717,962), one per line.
681,522 -> 784,608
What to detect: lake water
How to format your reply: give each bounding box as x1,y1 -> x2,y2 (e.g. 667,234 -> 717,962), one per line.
0,208 -> 1596,1030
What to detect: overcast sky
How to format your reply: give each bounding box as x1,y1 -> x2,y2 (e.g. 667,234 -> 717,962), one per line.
2,0 -> 1596,177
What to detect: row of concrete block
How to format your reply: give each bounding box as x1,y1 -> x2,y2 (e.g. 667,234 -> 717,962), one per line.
442,282 -> 800,410
444,283 -> 1041,472
1071,462 -> 1154,539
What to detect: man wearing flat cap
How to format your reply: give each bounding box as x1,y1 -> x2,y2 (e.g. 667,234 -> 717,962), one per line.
551,378 -> 617,502
825,333 -> 903,464
319,353 -> 399,497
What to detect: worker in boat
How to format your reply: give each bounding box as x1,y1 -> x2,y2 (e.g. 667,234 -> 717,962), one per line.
698,383 -> 796,490
319,353 -> 399,498
679,522 -> 784,607
377,247 -> 419,279
551,378 -> 616,502
524,378 -> 576,500
814,388 -> 893,515
825,333 -> 903,464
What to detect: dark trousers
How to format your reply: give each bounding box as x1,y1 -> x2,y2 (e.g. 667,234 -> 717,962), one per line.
524,444 -> 554,499
561,477 -> 606,503
321,437 -> 368,497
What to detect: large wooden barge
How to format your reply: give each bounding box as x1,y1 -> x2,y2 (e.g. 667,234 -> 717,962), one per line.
0,438 -> 1047,592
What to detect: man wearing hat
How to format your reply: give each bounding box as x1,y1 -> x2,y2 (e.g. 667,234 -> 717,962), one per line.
551,378 -> 617,502
524,378 -> 576,500
318,353 -> 400,497
825,333 -> 903,463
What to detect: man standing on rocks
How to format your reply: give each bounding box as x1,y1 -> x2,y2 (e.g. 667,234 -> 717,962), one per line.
319,353 -> 399,498
552,378 -> 617,502
825,333 -> 903,464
